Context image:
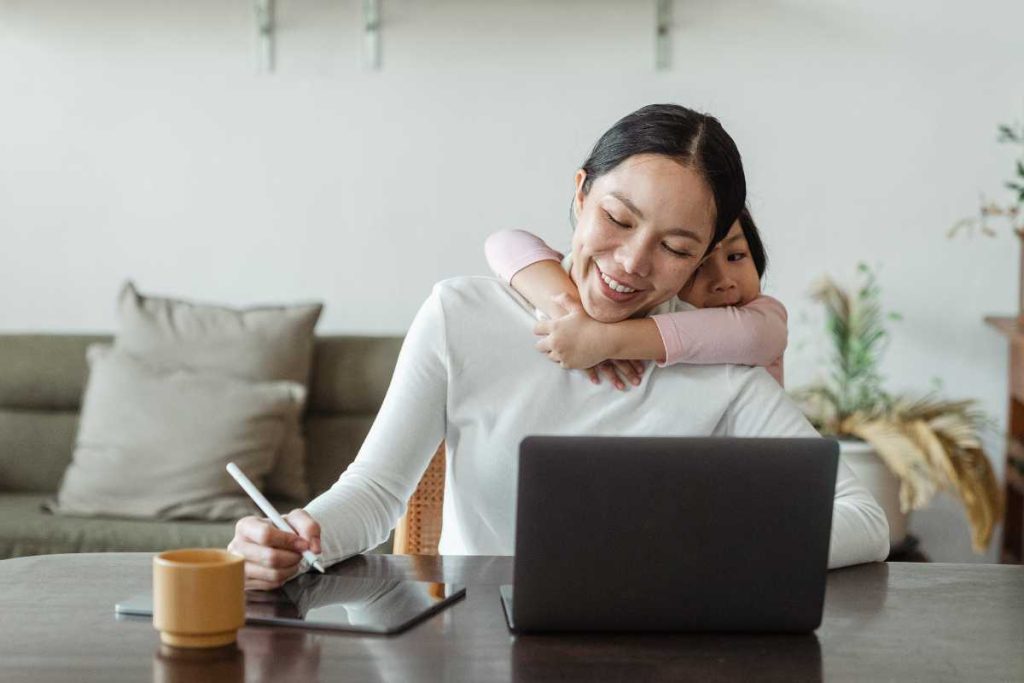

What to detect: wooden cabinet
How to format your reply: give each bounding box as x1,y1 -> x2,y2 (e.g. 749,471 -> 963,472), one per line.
986,316 -> 1024,563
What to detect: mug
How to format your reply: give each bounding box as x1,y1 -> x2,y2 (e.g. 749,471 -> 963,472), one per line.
153,548 -> 245,648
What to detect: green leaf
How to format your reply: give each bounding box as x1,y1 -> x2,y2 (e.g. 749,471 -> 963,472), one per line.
1016,160 -> 1024,178
1000,124 -> 1019,142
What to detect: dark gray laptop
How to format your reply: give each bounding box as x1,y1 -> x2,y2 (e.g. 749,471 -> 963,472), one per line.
500,436 -> 839,633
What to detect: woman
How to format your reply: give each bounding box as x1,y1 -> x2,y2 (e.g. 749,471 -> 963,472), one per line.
229,104 -> 889,590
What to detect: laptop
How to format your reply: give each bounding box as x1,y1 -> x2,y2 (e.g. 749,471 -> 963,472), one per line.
500,436 -> 839,633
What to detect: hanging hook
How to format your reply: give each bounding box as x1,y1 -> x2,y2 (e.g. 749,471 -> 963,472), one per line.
656,0 -> 672,71
364,0 -> 382,70
255,0 -> 275,72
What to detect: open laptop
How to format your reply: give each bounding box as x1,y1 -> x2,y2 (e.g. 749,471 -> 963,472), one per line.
500,436 -> 839,633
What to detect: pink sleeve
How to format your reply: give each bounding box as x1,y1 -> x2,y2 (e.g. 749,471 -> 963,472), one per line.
484,229 -> 564,284
765,356 -> 785,387
652,295 -> 788,382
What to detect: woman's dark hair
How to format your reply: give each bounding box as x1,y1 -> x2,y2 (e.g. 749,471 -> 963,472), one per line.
573,103 -> 746,254
737,206 -> 768,279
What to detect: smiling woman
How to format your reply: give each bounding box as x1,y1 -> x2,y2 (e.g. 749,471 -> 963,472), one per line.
228,104 -> 890,591
568,104 -> 745,323
571,155 -> 717,321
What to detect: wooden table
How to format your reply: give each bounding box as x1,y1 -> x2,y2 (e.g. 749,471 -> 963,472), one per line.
0,553 -> 1021,682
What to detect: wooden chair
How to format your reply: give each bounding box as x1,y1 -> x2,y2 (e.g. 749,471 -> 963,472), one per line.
392,442 -> 446,555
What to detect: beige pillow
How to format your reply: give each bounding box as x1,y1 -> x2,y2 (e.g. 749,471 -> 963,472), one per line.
115,282 -> 322,502
51,346 -> 305,521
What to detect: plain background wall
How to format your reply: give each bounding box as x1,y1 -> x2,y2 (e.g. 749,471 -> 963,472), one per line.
2,0 -> 1021,562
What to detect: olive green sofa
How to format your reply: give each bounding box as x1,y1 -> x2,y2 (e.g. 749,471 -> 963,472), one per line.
0,334 -> 402,559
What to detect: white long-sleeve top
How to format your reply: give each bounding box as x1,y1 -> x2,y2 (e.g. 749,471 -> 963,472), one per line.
305,277 -> 890,571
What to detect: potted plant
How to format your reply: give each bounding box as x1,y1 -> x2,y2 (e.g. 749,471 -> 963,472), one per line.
793,264 -> 1003,552
949,120 -> 1024,319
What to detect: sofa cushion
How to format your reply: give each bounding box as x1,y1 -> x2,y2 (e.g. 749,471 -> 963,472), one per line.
0,493 -> 236,557
305,414 -> 377,497
116,282 -> 322,502
0,334 -> 109,411
0,411 -> 79,493
0,494 -> 395,560
52,346 -> 304,521
308,337 -> 403,414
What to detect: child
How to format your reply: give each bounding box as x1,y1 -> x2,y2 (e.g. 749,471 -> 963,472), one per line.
484,207 -> 786,389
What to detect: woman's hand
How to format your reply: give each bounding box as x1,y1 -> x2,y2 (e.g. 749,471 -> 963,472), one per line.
586,360 -> 646,390
534,294 -> 645,389
228,509 -> 322,591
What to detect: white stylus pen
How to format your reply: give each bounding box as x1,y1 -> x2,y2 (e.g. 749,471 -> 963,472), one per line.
226,462 -> 325,573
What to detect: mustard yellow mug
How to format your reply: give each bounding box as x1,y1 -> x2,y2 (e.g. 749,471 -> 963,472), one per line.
153,549 -> 245,648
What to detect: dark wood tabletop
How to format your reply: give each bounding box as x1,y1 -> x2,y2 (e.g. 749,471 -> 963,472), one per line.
0,553 -> 1021,682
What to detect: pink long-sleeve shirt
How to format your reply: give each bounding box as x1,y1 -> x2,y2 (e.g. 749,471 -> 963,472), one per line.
484,229 -> 787,385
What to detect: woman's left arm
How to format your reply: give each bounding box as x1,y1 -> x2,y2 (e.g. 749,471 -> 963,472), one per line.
716,366 -> 890,569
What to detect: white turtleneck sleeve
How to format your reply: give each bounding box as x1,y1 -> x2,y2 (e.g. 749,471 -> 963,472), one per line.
716,364 -> 891,568
304,288 -> 448,567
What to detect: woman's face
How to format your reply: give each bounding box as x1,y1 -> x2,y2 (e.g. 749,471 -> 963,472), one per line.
678,221 -> 761,308
569,154 -> 716,323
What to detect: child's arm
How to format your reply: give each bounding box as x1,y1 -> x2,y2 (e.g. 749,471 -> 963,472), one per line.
536,297 -> 788,386
484,230 -> 574,320
486,229 -> 645,388
652,295 -> 789,367
536,313 -> 667,366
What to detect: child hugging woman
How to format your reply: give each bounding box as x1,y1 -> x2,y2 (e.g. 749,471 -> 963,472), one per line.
485,207 -> 787,389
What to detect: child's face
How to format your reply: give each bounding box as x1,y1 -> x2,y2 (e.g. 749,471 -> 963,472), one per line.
678,222 -> 761,308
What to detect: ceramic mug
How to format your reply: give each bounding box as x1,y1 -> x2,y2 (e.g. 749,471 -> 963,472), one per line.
153,548 -> 245,648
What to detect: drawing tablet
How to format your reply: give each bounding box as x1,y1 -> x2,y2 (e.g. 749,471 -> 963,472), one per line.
116,573 -> 466,635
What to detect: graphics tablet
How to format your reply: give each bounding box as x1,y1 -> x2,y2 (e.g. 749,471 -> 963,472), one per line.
116,573 -> 465,635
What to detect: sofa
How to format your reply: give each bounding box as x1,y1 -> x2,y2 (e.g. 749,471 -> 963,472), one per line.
0,334 -> 403,559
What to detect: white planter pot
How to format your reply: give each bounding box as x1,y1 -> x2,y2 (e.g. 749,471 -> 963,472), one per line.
839,439 -> 908,550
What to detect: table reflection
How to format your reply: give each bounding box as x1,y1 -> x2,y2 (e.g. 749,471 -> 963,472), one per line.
151,643 -> 243,683
239,628 -> 323,682
512,632 -> 822,682
151,630 -> 325,683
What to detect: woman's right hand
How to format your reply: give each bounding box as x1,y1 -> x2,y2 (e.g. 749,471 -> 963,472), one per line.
586,360 -> 646,390
228,509 -> 322,591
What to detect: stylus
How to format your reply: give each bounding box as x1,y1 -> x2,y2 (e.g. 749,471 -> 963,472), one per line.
226,462 -> 326,573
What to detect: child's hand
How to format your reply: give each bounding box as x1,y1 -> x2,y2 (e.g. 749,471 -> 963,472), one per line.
532,294 -> 645,391
534,294 -> 615,370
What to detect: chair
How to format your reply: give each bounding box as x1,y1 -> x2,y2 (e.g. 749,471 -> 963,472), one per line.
392,442 -> 446,555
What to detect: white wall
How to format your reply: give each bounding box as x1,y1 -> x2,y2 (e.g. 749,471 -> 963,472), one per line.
2,0 -> 1021,561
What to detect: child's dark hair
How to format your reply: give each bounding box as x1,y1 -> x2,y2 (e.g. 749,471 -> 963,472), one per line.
737,206 -> 768,279
573,104 -> 746,254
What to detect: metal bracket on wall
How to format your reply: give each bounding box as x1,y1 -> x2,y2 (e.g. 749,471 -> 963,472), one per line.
364,0 -> 382,70
255,0 -> 275,72
656,0 -> 672,70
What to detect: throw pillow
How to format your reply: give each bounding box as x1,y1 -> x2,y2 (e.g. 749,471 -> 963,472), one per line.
50,345 -> 305,521
115,281 -> 322,502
